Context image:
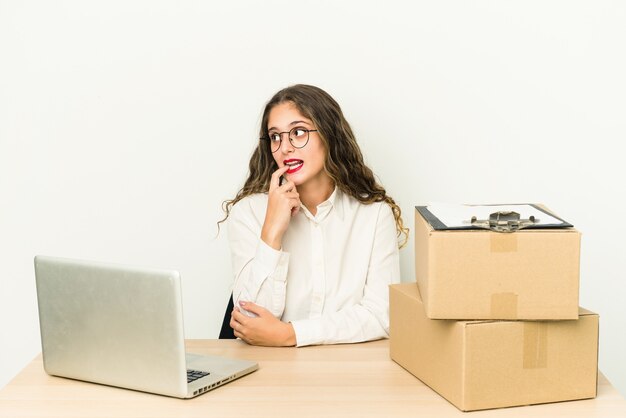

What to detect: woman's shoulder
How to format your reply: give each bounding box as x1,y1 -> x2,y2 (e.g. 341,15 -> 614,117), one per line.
232,192 -> 268,210
235,192 -> 268,205
340,190 -> 392,218
230,193 -> 268,218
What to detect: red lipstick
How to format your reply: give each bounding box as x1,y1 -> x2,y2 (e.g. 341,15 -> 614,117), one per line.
284,159 -> 304,174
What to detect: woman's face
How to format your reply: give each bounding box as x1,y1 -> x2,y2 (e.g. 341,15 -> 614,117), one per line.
267,101 -> 330,189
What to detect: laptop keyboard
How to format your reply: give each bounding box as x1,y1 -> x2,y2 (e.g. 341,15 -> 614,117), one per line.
187,369 -> 210,383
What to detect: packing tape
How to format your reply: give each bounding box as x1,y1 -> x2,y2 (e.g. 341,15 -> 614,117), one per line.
490,292 -> 518,319
523,322 -> 548,369
490,233 -> 517,253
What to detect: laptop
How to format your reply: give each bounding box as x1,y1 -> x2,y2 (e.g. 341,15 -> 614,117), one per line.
34,255 -> 258,398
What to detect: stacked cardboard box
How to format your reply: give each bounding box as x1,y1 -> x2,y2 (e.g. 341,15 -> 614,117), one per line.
389,205 -> 599,412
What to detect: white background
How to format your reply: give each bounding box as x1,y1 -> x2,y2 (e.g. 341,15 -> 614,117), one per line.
1,0 -> 625,397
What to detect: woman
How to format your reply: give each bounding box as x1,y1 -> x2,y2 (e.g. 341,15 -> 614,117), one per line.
221,84 -> 407,347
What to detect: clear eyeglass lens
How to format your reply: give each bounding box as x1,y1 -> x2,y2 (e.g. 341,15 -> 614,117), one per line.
290,128 -> 308,148
267,129 -> 310,152
269,134 -> 281,152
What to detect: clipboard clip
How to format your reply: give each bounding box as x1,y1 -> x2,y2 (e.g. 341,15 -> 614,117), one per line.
470,211 -> 539,233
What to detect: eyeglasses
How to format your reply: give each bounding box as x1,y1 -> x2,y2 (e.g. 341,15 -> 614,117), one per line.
261,127 -> 318,153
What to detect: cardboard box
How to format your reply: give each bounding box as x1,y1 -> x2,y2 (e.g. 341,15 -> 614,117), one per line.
415,206 -> 581,320
389,283 -> 599,412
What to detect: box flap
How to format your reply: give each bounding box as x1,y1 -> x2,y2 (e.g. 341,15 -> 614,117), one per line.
464,306 -> 597,326
578,307 -> 598,317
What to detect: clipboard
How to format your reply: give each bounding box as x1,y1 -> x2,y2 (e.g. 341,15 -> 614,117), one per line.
416,204 -> 573,233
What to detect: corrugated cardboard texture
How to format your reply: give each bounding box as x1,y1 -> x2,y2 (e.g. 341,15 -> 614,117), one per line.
414,207 -> 581,320
390,283 -> 599,412
390,284 -> 464,407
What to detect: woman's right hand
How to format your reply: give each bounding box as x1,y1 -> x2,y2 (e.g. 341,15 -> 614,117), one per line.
261,166 -> 301,250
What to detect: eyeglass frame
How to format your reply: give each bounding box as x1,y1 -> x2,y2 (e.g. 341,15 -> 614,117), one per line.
260,128 -> 318,153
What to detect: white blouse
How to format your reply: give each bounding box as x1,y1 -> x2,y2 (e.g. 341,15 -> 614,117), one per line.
227,187 -> 401,347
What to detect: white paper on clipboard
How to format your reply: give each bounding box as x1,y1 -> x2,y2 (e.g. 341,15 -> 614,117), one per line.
426,203 -> 564,228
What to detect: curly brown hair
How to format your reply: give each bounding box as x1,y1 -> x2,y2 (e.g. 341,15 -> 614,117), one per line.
219,84 -> 408,247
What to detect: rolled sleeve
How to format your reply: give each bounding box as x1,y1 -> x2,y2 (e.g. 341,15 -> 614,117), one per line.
228,198 -> 290,318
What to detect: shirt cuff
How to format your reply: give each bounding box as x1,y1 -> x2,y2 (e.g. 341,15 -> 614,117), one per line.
290,319 -> 322,347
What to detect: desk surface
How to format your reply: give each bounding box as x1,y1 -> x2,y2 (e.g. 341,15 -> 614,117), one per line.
1,339 -> 625,418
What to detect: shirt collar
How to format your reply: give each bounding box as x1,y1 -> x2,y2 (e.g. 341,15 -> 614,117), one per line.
300,186 -> 345,223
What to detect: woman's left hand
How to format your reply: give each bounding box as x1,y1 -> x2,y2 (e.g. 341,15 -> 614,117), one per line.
230,301 -> 296,347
